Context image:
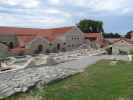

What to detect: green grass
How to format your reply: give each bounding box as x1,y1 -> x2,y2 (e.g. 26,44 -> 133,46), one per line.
4,60 -> 133,100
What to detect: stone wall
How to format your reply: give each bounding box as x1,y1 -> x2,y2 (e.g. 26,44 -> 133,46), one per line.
26,37 -> 49,54
52,27 -> 85,52
0,35 -> 18,47
0,43 -> 9,57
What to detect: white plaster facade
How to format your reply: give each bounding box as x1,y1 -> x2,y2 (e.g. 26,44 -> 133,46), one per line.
112,39 -> 133,55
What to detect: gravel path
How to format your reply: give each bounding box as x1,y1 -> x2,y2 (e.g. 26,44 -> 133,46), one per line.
56,55 -> 129,71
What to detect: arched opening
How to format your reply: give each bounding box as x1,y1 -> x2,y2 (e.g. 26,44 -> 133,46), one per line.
38,44 -> 43,52
106,47 -> 112,55
34,44 -> 43,54
8,42 -> 14,49
57,43 -> 60,50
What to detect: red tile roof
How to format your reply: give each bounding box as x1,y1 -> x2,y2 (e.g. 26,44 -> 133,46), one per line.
10,47 -> 30,55
95,39 -> 108,47
84,32 -> 106,47
0,26 -> 73,36
84,32 -> 103,40
112,38 -> 133,45
0,26 -> 74,46
127,31 -> 133,35
17,35 -> 36,47
106,38 -> 121,44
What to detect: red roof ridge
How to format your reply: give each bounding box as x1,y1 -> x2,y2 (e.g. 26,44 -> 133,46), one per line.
0,26 -> 74,30
84,32 -> 101,33
112,38 -> 133,44
0,26 -> 76,46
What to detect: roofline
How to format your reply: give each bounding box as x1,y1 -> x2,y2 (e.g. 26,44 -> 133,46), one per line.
0,25 -> 75,30
112,38 -> 133,45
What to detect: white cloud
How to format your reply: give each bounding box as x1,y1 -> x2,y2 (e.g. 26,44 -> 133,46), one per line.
30,17 -> 65,25
44,8 -> 71,18
88,0 -> 127,12
0,0 -> 40,8
48,0 -> 133,14
0,0 -> 133,31
48,0 -> 60,5
0,12 -> 67,28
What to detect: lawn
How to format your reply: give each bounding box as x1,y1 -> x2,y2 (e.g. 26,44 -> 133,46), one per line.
4,60 -> 133,100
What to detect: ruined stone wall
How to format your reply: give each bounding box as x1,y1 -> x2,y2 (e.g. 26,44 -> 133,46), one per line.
0,66 -> 78,99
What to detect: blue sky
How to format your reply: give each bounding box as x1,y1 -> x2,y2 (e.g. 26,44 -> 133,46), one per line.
0,0 -> 133,34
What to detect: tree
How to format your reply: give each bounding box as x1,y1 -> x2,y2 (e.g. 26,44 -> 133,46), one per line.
125,31 -> 132,39
77,19 -> 104,33
103,33 -> 121,38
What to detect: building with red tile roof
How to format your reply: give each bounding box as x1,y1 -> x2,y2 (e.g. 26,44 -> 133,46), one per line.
0,26 -> 85,55
107,38 -> 133,55
126,31 -> 133,40
111,38 -> 133,45
84,32 -> 103,41
0,26 -> 73,43
84,32 -> 107,47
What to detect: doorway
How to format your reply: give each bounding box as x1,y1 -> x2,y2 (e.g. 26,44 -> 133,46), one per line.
38,44 -> 43,52
57,43 -> 60,50
9,42 -> 14,49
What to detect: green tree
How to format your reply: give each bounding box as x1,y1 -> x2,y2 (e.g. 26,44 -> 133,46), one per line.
103,33 -> 121,38
77,19 -> 104,33
125,31 -> 132,39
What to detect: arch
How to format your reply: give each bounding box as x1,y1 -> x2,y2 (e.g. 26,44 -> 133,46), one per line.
34,44 -> 43,54
57,43 -> 60,50
38,44 -> 43,52
8,42 -> 14,49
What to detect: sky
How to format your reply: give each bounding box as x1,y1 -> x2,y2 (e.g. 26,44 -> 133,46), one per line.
0,0 -> 133,34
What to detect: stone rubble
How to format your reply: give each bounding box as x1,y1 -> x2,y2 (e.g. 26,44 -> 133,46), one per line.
0,49 -> 106,99
0,49 -> 130,99
0,66 -> 78,99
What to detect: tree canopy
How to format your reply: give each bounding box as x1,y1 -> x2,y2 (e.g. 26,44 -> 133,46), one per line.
125,31 -> 133,39
77,19 -> 104,33
103,33 -> 121,38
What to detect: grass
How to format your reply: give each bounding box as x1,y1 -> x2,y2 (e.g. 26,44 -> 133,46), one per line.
4,60 -> 133,100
